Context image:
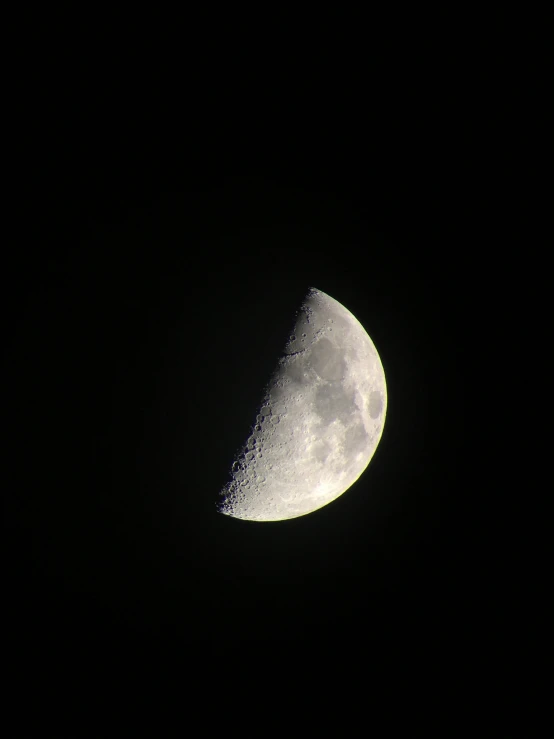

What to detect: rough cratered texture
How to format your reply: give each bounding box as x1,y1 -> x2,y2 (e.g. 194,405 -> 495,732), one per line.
218,287 -> 387,522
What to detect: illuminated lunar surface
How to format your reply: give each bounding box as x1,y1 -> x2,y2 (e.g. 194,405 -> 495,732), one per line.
217,287 -> 387,522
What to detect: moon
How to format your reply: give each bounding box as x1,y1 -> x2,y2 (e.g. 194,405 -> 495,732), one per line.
217,287 -> 387,522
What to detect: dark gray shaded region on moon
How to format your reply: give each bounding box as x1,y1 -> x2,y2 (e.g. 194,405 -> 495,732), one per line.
314,383 -> 358,425
369,391 -> 383,419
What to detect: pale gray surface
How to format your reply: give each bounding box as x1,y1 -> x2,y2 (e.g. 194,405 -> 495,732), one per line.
218,287 -> 387,521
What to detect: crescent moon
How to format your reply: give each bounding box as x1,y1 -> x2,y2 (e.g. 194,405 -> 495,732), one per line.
218,287 -> 387,521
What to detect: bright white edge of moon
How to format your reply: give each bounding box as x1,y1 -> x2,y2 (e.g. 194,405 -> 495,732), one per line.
217,287 -> 387,522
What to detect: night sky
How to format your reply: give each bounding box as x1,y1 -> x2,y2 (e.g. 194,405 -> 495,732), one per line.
7,110 -> 511,707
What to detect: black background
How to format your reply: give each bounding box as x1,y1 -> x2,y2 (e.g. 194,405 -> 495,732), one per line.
9,180 -> 474,632
6,71 -> 522,713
